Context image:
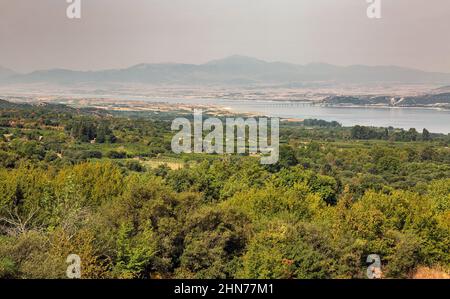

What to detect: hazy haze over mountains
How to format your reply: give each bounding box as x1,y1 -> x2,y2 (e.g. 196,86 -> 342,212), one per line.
3,0 -> 450,73
2,56 -> 450,87
0,67 -> 16,80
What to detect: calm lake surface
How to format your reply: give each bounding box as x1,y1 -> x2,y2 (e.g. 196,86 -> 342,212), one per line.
219,100 -> 450,134
122,96 -> 450,134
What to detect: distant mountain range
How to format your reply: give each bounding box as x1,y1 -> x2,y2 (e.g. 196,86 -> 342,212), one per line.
0,66 -> 16,80
435,85 -> 450,93
2,55 -> 450,86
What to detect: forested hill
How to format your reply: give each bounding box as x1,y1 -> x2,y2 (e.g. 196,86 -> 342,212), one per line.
0,99 -> 449,279
322,93 -> 450,109
0,99 -> 32,109
0,99 -> 109,116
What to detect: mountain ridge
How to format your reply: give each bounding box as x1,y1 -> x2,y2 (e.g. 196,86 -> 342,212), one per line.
2,55 -> 450,86
0,66 -> 17,80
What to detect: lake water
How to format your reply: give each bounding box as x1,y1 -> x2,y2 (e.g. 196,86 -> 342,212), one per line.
219,100 -> 450,134
133,97 -> 450,134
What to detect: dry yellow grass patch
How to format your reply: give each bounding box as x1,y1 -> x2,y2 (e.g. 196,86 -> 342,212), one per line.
412,267 -> 450,279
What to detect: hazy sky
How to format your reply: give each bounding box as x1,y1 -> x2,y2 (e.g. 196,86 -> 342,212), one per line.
1,0 -> 450,73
